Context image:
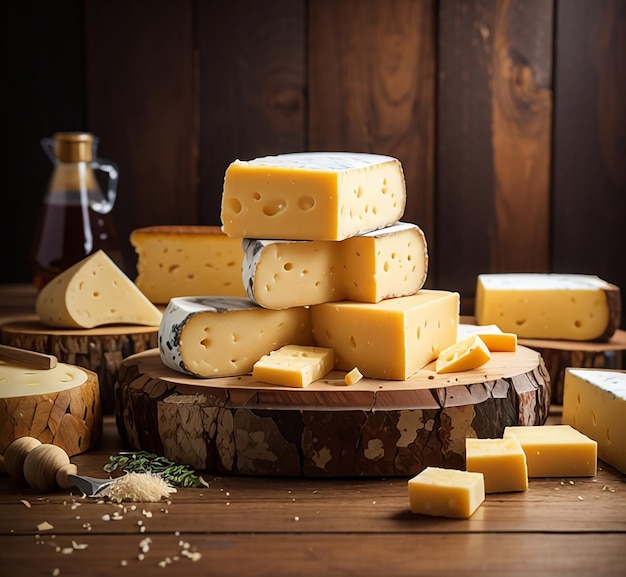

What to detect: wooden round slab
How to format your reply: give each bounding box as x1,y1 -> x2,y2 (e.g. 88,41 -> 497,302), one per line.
0,320 -> 158,414
520,329 -> 626,405
115,345 -> 550,478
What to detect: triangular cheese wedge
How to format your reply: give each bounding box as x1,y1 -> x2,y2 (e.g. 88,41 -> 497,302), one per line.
36,250 -> 162,329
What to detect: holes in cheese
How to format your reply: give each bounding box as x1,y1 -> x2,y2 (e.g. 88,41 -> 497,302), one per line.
408,467 -> 485,519
252,345 -> 334,388
435,335 -> 491,374
130,225 -> 246,303
243,222 -> 428,309
221,152 -> 406,241
465,438 -> 528,493
475,273 -> 621,341
36,250 -> 162,329
562,368 -> 626,474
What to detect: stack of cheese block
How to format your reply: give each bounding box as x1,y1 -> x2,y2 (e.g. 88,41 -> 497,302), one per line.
154,151 -> 488,385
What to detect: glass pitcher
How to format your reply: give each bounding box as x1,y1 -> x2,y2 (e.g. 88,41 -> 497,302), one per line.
30,132 -> 124,290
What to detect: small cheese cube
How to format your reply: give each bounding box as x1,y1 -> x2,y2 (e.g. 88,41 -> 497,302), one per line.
562,368 -> 626,474
465,438 -> 528,493
311,290 -> 459,380
253,345 -> 334,388
221,152 -> 406,241
435,334 -> 492,374
344,367 -> 363,386
408,467 -> 485,519
503,425 -> 597,477
475,273 -> 621,341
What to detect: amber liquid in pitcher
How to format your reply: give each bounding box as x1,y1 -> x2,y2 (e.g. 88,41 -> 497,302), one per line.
30,191 -> 124,291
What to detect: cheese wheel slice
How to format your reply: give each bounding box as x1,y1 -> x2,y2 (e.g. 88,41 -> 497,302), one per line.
159,296 -> 313,378
221,152 -> 406,241
243,222 -> 428,309
252,345 -> 334,388
457,324 -> 517,352
36,250 -> 162,329
435,334 -> 491,374
475,273 -> 621,341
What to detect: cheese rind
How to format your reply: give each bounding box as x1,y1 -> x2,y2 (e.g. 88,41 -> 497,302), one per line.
221,152 -> 406,241
252,345 -> 334,388
475,273 -> 621,341
36,250 -> 162,329
311,290 -> 459,380
131,225 -> 246,303
435,334 -> 491,374
562,368 -> 626,474
243,222 -> 428,308
465,438 -> 528,493
408,467 -> 485,518
503,425 -> 597,477
159,296 -> 313,378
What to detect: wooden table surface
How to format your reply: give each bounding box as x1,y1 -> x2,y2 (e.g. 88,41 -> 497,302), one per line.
1,284 -> 625,577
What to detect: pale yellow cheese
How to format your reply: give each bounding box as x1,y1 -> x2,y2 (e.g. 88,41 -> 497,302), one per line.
131,225 -> 246,303
503,425 -> 597,477
0,360 -> 87,399
221,152 -> 406,241
408,467 -> 485,519
159,297 -> 313,378
465,438 -> 528,493
311,290 -> 459,380
243,222 -> 428,308
252,345 -> 334,388
344,367 -> 363,386
457,324 -> 517,352
475,273 -> 621,341
435,334 -> 491,374
562,368 -> 626,474
36,250 -> 162,329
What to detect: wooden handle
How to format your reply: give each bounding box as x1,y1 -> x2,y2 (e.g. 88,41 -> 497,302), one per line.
0,344 -> 57,370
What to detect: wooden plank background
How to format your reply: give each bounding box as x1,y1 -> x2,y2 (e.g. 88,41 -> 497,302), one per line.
3,0 -> 625,324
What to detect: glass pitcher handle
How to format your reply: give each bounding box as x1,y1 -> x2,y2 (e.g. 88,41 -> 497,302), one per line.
40,137 -> 57,164
89,158 -> 119,214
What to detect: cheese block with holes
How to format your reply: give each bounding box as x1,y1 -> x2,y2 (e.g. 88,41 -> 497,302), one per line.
435,334 -> 492,374
131,225 -> 246,303
243,222 -> 428,309
221,152 -> 406,241
252,345 -> 334,388
158,296 -> 314,378
475,273 -> 621,341
311,290 -> 459,380
36,250 -> 162,329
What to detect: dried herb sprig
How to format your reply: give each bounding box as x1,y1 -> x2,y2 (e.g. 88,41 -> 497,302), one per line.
103,451 -> 209,488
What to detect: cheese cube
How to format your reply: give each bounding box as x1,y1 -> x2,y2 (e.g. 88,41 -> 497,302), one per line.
344,367 -> 363,386
252,345 -> 334,388
457,324 -> 517,352
36,250 -> 162,329
562,368 -> 626,474
243,222 -> 428,309
503,425 -> 597,477
435,334 -> 492,374
408,467 -> 485,519
475,273 -> 621,341
131,225 -> 246,303
311,290 -> 459,380
159,296 -> 313,378
465,438 -> 528,493
221,152 -> 406,241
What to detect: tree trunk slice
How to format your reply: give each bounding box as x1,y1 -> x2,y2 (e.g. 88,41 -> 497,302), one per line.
519,329 -> 626,405
0,320 -> 158,414
115,345 -> 550,477
0,364 -> 101,457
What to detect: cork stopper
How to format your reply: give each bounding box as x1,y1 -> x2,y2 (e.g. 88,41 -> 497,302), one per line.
53,132 -> 96,163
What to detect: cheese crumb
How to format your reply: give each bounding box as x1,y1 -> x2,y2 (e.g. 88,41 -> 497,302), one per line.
37,522 -> 54,532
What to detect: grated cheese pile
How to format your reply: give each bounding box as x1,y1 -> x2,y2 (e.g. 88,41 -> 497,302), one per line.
99,472 -> 177,503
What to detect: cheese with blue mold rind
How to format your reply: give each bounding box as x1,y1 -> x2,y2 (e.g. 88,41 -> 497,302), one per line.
221,152 -> 406,241
242,222 -> 428,309
158,296 -> 313,378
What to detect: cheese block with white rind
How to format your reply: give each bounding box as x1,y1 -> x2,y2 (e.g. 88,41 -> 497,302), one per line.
158,296 -> 313,378
36,250 -> 162,329
311,290 -> 459,380
243,222 -> 428,309
475,273 -> 621,341
562,368 -> 626,474
221,152 -> 406,241
0,359 -> 101,456
131,225 -> 246,303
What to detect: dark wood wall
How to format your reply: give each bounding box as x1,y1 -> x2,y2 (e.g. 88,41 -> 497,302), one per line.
3,0 -> 625,324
